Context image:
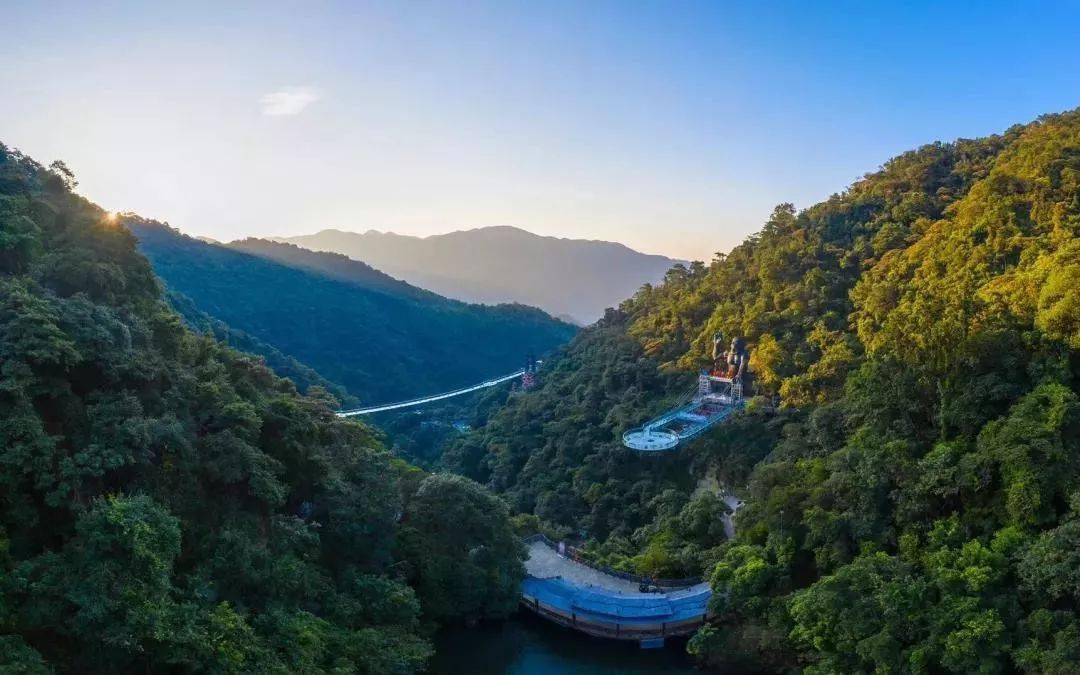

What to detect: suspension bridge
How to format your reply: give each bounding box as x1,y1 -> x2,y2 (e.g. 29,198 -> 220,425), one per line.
336,362 -> 538,417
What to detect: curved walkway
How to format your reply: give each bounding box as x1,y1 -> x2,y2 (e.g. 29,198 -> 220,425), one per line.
525,541 -> 651,594
720,492 -> 744,540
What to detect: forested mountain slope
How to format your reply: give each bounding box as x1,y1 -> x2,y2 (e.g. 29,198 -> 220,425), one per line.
129,222 -> 576,404
280,225 -> 683,324
165,288 -> 358,407
0,145 -> 524,672
448,110 -> 1079,672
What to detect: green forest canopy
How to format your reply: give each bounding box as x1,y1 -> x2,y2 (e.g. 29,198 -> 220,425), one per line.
447,109 -> 1079,672
0,145 -> 524,672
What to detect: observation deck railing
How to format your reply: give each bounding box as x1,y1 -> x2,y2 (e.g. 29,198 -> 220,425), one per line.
518,593 -> 708,640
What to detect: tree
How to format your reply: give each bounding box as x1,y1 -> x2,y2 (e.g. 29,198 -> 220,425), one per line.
397,474 -> 524,623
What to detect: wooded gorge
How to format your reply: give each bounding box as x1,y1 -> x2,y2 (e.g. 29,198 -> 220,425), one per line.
1,106 -> 1077,673
0,146 -> 525,672
447,110 -> 1079,672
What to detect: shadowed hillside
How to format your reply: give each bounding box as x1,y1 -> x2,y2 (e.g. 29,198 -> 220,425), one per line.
227,237 -> 440,302
130,221 -> 577,404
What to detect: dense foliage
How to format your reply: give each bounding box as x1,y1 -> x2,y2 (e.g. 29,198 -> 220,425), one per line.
0,145 -> 524,672
450,110 -> 1079,671
396,474 -> 523,623
130,221 -> 576,404
166,288 -> 359,407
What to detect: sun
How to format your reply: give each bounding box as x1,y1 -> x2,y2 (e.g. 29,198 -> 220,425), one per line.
104,210 -> 118,223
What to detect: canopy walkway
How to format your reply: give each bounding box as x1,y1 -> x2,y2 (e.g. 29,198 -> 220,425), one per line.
336,365 -> 536,416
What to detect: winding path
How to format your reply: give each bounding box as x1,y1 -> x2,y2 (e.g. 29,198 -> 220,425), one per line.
720,492 -> 744,539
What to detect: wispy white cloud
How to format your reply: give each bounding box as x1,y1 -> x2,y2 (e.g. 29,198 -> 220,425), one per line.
259,86 -> 321,116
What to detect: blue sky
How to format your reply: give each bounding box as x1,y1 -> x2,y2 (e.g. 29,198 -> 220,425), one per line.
2,1 -> 1078,259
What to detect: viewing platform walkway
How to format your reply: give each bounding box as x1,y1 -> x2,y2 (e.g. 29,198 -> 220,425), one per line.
622,373 -> 745,452
520,537 -> 711,647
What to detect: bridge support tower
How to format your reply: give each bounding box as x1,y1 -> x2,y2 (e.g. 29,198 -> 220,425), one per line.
521,354 -> 537,390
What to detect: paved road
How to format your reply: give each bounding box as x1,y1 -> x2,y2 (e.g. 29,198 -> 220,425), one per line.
524,541 -> 644,594
524,492 -> 744,594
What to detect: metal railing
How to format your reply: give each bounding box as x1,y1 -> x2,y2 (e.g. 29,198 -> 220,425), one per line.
621,428 -> 679,451
520,593 -> 707,639
622,377 -> 747,450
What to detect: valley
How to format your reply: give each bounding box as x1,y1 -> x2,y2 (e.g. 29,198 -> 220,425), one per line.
2,105 -> 1077,674
4,2 -> 1079,672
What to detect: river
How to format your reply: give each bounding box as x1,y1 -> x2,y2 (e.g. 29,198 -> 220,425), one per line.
428,612 -> 699,674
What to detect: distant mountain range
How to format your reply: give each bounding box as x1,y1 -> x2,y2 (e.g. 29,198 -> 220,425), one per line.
277,226 -> 684,325
129,220 -> 576,403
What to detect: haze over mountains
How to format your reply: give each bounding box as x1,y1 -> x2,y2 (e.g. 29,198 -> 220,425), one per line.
278,226 -> 683,325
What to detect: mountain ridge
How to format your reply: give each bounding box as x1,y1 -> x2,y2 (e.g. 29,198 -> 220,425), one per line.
282,224 -> 675,256
278,225 -> 684,324
227,236 -> 442,303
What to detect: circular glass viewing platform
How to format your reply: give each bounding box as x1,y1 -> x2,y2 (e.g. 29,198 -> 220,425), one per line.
622,429 -> 679,451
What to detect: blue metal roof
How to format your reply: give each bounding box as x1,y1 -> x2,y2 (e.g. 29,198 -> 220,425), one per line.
522,576 -> 710,625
